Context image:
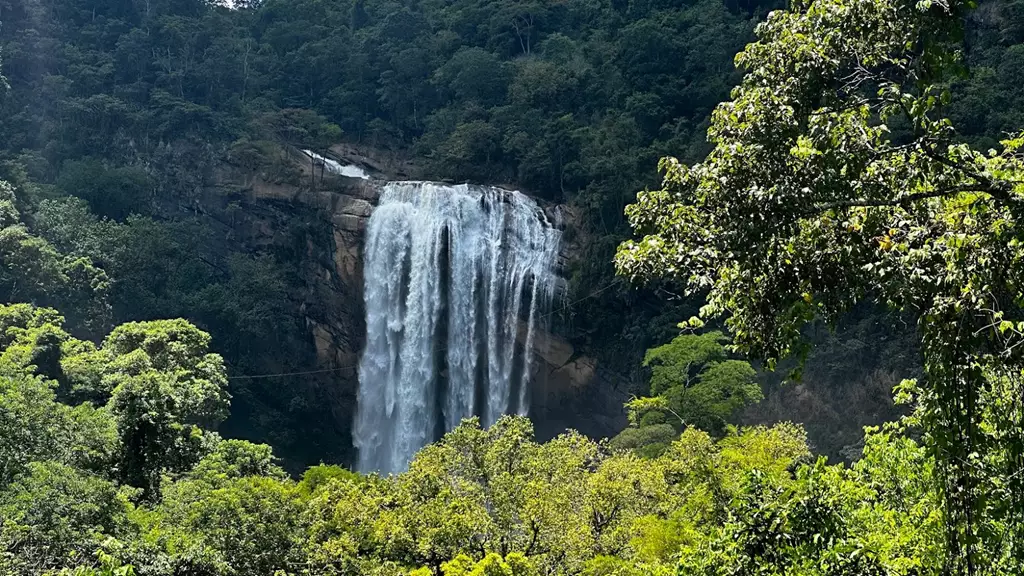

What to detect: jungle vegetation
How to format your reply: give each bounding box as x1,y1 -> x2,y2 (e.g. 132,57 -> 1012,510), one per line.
0,0 -> 778,468
3,0 -> 1024,573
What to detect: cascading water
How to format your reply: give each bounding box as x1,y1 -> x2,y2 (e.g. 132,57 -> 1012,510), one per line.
354,182 -> 562,474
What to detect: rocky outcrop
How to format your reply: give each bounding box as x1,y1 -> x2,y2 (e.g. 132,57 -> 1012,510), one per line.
517,321 -> 628,440
209,143 -> 627,464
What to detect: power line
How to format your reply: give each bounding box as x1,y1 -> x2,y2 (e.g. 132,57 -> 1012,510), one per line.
227,366 -> 354,379
542,277 -> 621,319
227,278 -> 621,380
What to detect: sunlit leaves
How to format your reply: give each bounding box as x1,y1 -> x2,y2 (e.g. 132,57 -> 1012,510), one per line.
616,0 -> 1024,569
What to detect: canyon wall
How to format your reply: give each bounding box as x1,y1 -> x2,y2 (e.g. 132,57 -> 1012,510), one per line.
205,144 -> 628,467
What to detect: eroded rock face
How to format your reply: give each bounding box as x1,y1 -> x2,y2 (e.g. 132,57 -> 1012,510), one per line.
216,144 -> 627,464
516,320 -> 627,440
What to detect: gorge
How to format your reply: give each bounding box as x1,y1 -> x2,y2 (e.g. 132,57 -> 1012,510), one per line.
219,145 -> 627,472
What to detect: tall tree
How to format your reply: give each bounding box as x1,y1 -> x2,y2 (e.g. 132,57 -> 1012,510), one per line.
615,0 -> 1024,572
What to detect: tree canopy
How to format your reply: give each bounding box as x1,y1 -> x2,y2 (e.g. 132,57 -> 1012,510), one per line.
612,330 -> 763,457
5,0 -> 1024,573
616,0 -> 1024,570
0,300 -> 954,574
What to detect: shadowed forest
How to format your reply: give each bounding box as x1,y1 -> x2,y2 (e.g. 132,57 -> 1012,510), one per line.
3,0 -> 1024,573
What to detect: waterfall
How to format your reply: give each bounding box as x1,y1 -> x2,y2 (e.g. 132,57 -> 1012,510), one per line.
354,182 -> 562,474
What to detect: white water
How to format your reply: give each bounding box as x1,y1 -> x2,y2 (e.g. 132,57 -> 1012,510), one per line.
354,182 -> 561,473
302,149 -> 371,180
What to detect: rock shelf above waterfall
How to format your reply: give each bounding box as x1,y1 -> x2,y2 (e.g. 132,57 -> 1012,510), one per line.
302,149 -> 372,180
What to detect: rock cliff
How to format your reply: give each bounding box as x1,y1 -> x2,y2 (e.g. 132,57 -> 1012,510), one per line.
205,143 -> 627,467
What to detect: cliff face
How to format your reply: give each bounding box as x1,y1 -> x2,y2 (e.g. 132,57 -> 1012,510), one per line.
207,144 -> 627,467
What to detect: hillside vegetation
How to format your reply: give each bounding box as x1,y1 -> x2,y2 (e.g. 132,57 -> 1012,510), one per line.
3,0 -> 1024,573
0,0 -> 775,466
0,303 -> 947,575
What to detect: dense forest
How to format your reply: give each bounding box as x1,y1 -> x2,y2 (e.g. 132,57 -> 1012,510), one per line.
0,0 -> 779,468
4,0 -> 1024,573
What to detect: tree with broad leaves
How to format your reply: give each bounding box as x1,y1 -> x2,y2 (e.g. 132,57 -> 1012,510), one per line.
615,0 -> 1024,572
613,330 -> 762,457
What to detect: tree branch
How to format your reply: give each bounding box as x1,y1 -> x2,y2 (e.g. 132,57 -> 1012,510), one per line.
525,519 -> 541,556
810,184 -> 1013,212
921,147 -> 1015,202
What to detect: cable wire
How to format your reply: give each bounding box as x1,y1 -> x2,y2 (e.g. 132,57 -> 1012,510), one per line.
227,278 -> 621,380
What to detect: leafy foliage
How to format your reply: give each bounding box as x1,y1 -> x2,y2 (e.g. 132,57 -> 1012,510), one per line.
613,331 -> 762,455
0,300 -> 984,576
0,183 -> 110,335
616,0 -> 1024,570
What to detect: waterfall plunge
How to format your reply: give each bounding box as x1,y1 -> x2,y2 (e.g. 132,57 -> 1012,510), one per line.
354,182 -> 561,474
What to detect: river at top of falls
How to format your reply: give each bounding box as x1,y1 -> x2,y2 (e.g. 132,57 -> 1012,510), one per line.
354,181 -> 562,474
302,149 -> 371,180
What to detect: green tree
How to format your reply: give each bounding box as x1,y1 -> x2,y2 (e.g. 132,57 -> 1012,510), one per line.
612,331 -> 762,455
55,160 -> 154,221
615,0 -> 1024,570
306,416 -> 676,576
0,374 -> 70,485
675,420 -> 945,575
186,439 -> 287,487
438,553 -> 537,576
0,304 -> 109,403
103,319 -> 230,430
45,552 -> 135,576
0,462 -> 132,575
0,305 -> 118,479
103,320 -> 229,498
127,475 -> 305,576
0,182 -> 111,335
